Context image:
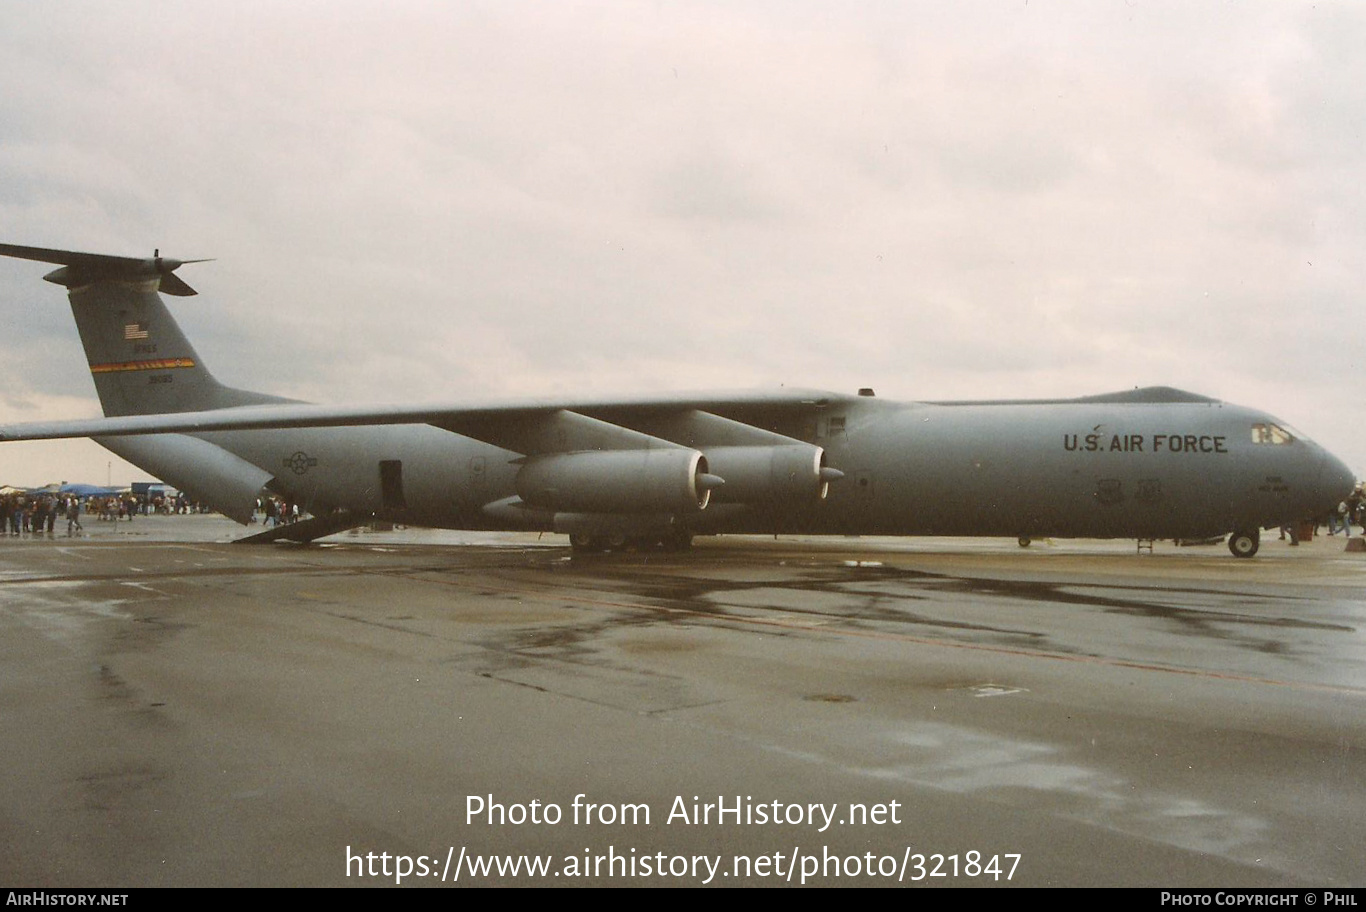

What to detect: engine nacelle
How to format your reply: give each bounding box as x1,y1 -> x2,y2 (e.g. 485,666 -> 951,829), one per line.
515,448 -> 715,514
704,444 -> 832,504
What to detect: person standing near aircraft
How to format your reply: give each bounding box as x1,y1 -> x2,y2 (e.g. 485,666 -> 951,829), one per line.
1329,500 -> 1351,536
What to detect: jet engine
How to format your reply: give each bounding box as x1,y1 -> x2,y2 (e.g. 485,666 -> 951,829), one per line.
515,448 -> 722,514
703,444 -> 842,504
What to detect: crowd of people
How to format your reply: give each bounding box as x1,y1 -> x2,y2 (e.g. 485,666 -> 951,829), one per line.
0,493 -> 79,535
0,489 -> 219,536
256,496 -> 303,526
0,489 -> 308,538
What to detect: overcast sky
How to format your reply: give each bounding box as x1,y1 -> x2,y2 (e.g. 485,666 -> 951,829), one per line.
0,1 -> 1363,488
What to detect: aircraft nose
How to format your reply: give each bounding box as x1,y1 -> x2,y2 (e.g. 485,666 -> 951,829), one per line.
1316,448 -> 1357,510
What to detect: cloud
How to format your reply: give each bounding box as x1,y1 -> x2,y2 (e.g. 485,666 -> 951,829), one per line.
0,1 -> 1363,484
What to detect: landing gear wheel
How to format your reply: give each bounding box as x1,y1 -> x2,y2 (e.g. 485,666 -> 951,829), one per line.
569,532 -> 603,554
1228,529 -> 1260,558
1018,536 -> 1032,548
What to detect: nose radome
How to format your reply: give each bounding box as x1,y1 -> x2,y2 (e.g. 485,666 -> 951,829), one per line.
1318,449 -> 1358,508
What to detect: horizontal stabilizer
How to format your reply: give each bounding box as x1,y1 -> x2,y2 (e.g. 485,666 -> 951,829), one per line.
0,242 -> 210,296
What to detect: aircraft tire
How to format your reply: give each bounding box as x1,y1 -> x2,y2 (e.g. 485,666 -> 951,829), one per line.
1227,529 -> 1260,558
569,532 -> 604,554
1018,536 -> 1032,548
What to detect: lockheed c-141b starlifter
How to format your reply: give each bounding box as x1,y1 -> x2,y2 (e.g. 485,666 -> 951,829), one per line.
0,243 -> 1354,558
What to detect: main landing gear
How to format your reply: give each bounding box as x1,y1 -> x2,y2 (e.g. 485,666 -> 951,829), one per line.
569,530 -> 694,554
1227,528 -> 1260,558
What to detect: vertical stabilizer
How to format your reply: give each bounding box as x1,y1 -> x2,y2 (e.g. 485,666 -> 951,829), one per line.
0,244 -> 289,416
68,277 -> 268,417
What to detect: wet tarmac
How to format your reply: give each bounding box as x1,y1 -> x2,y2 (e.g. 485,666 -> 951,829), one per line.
1,515 -> 1364,886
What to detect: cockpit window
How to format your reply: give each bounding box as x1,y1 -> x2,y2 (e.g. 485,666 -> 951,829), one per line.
1251,423 -> 1295,445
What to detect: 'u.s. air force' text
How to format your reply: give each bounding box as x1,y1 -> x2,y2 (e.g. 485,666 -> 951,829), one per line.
1064,433 -> 1228,454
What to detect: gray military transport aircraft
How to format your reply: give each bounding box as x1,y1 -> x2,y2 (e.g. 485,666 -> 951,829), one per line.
0,243 -> 1355,558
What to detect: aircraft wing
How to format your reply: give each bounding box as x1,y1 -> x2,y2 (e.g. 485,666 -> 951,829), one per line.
0,388 -> 853,454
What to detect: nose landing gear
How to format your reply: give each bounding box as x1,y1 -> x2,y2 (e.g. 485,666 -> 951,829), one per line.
1227,529 -> 1260,558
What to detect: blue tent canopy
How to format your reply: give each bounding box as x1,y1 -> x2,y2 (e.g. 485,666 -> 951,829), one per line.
57,483 -> 123,497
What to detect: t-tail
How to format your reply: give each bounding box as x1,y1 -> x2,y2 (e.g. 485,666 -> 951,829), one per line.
0,243 -> 292,523
0,243 -> 288,416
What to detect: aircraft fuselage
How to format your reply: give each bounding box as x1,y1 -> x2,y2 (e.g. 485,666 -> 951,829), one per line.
95,394 -> 1348,545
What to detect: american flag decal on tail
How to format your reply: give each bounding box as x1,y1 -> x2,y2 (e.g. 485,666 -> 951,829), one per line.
124,323 -> 149,340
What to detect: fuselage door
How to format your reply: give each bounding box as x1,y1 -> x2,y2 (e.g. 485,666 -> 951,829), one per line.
379,460 -> 407,511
